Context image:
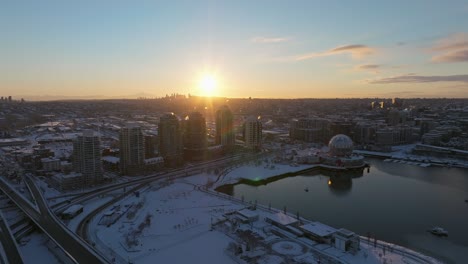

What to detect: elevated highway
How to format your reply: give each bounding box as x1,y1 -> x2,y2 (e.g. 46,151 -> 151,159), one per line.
0,177 -> 110,264
0,209 -> 23,264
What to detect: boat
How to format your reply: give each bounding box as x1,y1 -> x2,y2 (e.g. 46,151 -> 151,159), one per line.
304,187 -> 309,192
428,227 -> 448,237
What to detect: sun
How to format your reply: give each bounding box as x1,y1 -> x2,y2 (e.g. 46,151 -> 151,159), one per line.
199,74 -> 217,96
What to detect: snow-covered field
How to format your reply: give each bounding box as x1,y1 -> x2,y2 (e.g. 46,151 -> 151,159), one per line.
88,167 -> 441,264
19,233 -> 61,264
92,179 -> 244,264
0,151 -> 444,264
215,159 -> 312,187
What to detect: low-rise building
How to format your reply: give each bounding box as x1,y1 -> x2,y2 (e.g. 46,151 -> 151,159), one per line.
41,157 -> 61,171
334,228 -> 360,254
102,156 -> 119,172
144,157 -> 164,172
235,209 -> 259,223
265,212 -> 299,228
0,138 -> 29,147
300,222 -> 337,244
50,172 -> 83,191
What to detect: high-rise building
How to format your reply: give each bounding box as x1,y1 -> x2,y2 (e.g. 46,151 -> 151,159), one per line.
119,123 -> 145,175
244,116 -> 262,149
159,113 -> 183,167
184,111 -> 207,161
290,117 -> 329,143
215,105 -> 235,148
72,130 -> 102,186
392,97 -> 403,107
144,134 -> 157,159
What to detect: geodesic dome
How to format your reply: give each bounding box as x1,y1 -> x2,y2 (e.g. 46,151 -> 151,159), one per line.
328,134 -> 353,157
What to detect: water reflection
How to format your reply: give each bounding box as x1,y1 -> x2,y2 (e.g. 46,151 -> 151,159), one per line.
223,159 -> 468,264
321,168 -> 365,195
328,175 -> 352,195
216,167 -> 367,196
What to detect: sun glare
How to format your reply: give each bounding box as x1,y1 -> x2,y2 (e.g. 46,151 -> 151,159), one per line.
199,74 -> 217,96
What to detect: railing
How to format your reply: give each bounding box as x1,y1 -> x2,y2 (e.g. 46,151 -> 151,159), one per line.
359,237 -> 441,264
0,177 -> 76,263
0,209 -> 24,264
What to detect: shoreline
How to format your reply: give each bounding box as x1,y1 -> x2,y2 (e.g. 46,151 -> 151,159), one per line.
354,149 -> 468,169
200,184 -> 441,264
215,163 -> 368,193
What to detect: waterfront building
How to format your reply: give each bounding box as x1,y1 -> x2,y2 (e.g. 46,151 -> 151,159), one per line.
415,118 -> 437,137
321,134 -> 365,168
215,105 -> 235,149
328,121 -> 353,139
375,126 -> 413,146
119,123 -> 145,175
352,122 -> 376,145
328,134 -> 354,157
289,117 -> 329,143
159,113 -> 184,167
183,111 -> 207,161
72,130 -> 103,185
244,116 -> 262,149
422,125 -> 462,146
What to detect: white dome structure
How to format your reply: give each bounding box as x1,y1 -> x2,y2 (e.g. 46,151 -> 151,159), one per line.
328,134 -> 354,157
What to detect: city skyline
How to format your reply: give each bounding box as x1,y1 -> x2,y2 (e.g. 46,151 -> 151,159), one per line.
2,1 -> 468,100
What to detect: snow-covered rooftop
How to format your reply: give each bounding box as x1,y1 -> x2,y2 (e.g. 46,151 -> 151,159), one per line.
265,212 -> 298,226
300,222 -> 337,237
237,208 -> 259,219
102,156 -> 119,163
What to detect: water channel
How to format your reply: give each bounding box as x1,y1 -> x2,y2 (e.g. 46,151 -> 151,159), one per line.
220,158 -> 468,263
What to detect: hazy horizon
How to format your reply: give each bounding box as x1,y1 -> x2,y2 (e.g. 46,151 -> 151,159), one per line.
2,1 -> 468,99
9,94 -> 468,102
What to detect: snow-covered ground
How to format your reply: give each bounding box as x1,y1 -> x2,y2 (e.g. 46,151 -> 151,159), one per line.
65,195 -> 115,232
19,232 -> 61,264
354,144 -> 468,168
91,179 -> 244,264
88,168 -> 441,264
215,159 -> 312,188
0,149 -> 446,264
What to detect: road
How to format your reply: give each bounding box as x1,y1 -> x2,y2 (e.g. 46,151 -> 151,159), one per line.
1,152 -> 264,263
24,176 -> 111,264
0,177 -> 110,264
51,153 -> 260,215
0,209 -> 23,264
72,153 -> 265,257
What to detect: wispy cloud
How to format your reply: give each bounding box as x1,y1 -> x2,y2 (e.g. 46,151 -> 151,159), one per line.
296,44 -> 375,61
357,64 -> 380,69
369,74 -> 468,84
251,36 -> 289,43
432,49 -> 468,63
432,33 -> 468,51
430,33 -> 468,63
354,64 -> 381,73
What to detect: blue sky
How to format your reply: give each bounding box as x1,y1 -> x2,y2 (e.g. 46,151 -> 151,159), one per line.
1,1 -> 468,99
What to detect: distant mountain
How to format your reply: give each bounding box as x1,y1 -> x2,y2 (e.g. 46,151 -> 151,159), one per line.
19,92 -> 158,101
